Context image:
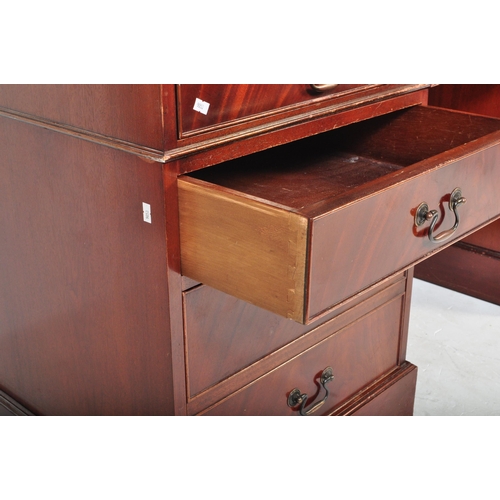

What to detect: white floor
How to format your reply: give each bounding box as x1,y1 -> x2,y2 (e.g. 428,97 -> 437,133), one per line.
407,279 -> 500,416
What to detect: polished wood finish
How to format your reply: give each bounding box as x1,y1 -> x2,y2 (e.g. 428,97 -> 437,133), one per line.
0,85 -> 429,166
200,292 -> 406,416
184,273 -> 407,413
4,84 -> 490,416
177,84 -> 370,135
2,84 -> 431,416
416,85 -> 500,305
174,88 -> 429,172
179,106 -> 500,323
428,84 -> 500,116
0,116 -> 174,415
0,84 -> 165,150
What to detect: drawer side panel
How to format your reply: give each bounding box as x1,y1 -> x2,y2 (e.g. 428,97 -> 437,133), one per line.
178,178 -> 308,321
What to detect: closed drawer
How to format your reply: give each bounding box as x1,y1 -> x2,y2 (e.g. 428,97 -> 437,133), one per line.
179,106 -> 500,323
185,274 -> 407,415
183,273 -> 406,402
200,295 -> 404,416
177,84 -> 372,137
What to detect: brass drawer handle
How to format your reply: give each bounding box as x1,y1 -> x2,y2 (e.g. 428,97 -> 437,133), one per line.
414,188 -> 467,243
310,84 -> 339,93
287,367 -> 334,416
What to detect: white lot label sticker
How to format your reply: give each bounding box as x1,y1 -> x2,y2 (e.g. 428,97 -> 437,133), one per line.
143,202 -> 152,223
193,98 -> 210,115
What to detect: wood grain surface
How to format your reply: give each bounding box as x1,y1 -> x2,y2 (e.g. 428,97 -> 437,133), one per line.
0,116 -> 174,415
200,295 -> 404,416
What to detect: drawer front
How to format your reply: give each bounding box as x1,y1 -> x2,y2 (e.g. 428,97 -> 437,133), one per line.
200,296 -> 404,416
179,106 -> 500,324
184,284 -> 315,399
177,84 -> 371,137
307,144 -> 500,319
184,274 -> 406,400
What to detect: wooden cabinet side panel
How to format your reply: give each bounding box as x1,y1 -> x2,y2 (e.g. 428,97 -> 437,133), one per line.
0,84 -> 165,150
0,117 -> 174,415
414,243 -> 500,305
178,178 -> 308,322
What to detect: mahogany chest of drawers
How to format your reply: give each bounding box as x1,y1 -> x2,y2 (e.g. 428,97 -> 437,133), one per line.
1,84 -> 500,415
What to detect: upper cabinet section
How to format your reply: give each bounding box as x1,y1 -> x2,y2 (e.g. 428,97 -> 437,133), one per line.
172,84 -> 430,171
0,84 -> 430,166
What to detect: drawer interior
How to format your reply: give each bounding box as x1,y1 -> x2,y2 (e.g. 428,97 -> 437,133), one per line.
188,105 -> 500,216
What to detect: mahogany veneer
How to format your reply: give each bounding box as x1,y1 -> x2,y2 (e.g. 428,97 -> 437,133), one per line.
177,84 -> 370,136
199,280 -> 410,416
0,84 -> 165,150
0,116 -> 173,415
1,84 -> 496,415
184,272 -> 412,415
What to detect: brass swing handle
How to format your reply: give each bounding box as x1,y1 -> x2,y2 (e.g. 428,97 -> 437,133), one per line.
414,188 -> 467,243
287,367 -> 334,416
310,84 -> 339,93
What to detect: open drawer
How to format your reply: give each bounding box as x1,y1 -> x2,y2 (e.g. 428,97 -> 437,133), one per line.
178,106 -> 500,323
